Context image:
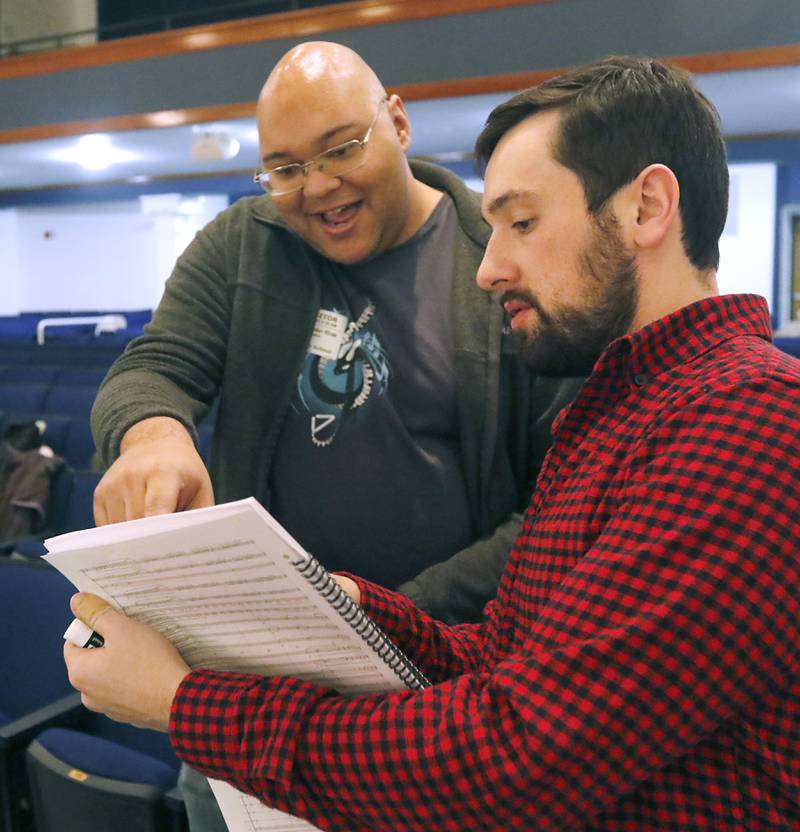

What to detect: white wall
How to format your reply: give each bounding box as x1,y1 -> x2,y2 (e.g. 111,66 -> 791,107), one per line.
16,204 -> 161,311
139,194 -> 229,301
0,0 -> 96,47
716,162 -> 777,308
0,209 -> 22,315
2,195 -> 229,314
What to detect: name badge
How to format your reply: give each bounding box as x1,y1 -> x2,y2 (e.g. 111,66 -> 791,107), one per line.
308,309 -> 347,359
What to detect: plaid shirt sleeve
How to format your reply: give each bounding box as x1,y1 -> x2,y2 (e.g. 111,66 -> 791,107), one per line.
344,574 -> 489,682
170,371 -> 800,831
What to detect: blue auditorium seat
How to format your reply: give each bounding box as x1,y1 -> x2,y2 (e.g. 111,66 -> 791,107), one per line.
56,366 -> 109,386
64,419 -> 98,470
26,718 -> 186,832
33,415 -> 97,471
37,414 -> 73,459
0,344 -> 122,368
44,385 -> 98,418
3,365 -> 61,385
0,382 -> 50,416
26,348 -> 116,366
202,397 -> 220,425
0,559 -> 84,832
197,424 -> 214,463
774,337 -> 800,358
0,556 -> 186,832
0,349 -> 36,366
64,470 -> 101,533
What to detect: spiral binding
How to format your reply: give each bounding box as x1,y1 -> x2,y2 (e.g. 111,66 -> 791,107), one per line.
294,555 -> 431,690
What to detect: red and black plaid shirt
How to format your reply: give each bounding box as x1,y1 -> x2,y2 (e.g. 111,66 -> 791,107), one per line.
171,294 -> 800,830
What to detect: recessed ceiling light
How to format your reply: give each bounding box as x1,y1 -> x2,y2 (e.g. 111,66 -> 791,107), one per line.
190,130 -> 240,162
52,134 -> 138,170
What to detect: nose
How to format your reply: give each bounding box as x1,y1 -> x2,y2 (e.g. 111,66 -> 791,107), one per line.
476,233 -> 515,294
301,166 -> 341,199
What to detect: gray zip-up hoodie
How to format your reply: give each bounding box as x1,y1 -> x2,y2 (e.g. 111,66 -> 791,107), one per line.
92,160 -> 580,623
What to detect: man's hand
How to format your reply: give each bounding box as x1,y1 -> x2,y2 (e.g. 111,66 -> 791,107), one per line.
94,416 -> 215,525
64,593 -> 190,732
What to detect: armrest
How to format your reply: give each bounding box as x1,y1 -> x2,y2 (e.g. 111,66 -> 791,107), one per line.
0,692 -> 86,752
164,783 -> 189,832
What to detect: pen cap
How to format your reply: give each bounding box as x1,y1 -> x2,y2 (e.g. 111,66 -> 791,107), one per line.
63,618 -> 104,648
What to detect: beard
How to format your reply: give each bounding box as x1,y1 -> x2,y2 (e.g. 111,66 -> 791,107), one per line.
504,210 -> 639,377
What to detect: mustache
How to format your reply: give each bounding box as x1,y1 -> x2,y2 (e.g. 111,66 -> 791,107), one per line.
499,289 -> 551,325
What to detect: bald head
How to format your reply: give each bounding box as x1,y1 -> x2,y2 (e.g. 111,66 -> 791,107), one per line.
258,42 -> 386,125
253,41 -> 440,266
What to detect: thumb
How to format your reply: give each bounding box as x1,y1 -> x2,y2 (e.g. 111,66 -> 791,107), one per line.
70,593 -> 117,634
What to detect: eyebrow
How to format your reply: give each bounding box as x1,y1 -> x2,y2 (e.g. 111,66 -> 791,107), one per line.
484,189 -> 539,216
260,121 -> 360,167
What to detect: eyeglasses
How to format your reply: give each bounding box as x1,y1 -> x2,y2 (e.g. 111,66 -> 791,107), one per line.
253,98 -> 388,197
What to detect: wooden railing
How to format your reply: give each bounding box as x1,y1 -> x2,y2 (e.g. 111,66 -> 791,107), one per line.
0,0 -> 798,147
0,0 -> 543,80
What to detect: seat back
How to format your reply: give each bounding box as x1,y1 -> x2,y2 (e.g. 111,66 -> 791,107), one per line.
197,424 -> 214,463
44,465 -> 76,539
37,414 -> 73,458
3,365 -> 60,385
0,560 -> 76,720
63,470 -> 101,533
0,560 -> 79,832
56,366 -> 108,387
775,337 -> 800,358
0,383 -> 49,417
39,416 -> 97,470
26,721 -> 182,832
44,386 -> 97,418
26,736 -> 175,832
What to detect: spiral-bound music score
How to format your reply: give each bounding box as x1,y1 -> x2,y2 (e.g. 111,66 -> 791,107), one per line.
45,496 -> 431,831
295,554 -> 430,690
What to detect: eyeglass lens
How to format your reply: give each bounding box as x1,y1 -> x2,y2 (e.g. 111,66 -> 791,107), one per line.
269,141 -> 364,192
258,98 -> 387,195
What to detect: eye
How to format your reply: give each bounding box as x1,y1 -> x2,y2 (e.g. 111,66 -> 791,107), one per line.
324,141 -> 358,161
511,218 -> 535,233
272,165 -> 301,180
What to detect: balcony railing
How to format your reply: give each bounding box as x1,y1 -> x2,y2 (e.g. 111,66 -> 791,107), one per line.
0,0 -> 339,59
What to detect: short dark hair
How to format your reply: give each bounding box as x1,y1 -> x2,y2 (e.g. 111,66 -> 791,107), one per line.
475,56 -> 729,271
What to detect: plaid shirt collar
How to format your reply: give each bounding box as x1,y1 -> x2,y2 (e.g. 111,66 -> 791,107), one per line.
552,294 -> 773,434
603,291 -> 769,380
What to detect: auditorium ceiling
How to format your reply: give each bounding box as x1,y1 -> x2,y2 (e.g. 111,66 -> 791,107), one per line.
1,63 -> 799,193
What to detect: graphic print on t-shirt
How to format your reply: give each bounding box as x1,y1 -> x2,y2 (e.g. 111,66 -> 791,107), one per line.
294,301 -> 390,447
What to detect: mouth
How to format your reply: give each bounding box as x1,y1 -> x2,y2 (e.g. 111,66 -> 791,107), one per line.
503,298 -> 534,329
315,201 -> 362,234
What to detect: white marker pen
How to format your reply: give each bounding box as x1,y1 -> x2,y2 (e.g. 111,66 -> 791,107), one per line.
63,618 -> 104,648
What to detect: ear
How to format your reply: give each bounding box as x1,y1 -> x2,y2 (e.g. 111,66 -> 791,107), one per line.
387,94 -> 412,151
627,164 -> 680,251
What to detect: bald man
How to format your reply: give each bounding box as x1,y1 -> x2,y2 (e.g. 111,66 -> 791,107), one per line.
89,42 -> 579,830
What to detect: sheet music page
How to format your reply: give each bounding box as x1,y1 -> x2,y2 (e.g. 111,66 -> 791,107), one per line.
208,779 -> 321,832
44,497 -> 407,831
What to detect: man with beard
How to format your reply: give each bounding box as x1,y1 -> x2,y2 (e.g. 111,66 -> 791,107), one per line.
67,57 -> 800,830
